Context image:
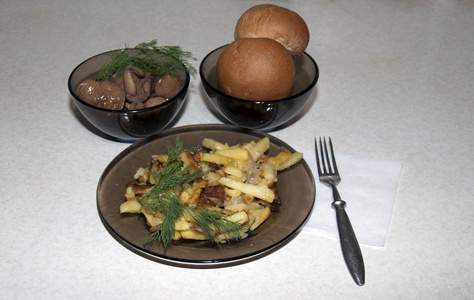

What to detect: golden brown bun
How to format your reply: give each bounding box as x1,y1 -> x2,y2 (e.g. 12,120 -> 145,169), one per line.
235,4 -> 309,56
217,38 -> 295,101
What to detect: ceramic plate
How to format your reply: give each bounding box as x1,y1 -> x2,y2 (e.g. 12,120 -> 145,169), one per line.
97,124 -> 315,268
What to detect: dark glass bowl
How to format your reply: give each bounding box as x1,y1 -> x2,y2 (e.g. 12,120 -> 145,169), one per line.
199,45 -> 319,131
68,49 -> 190,142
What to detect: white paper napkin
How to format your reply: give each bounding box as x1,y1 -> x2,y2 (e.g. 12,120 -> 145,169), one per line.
298,146 -> 402,247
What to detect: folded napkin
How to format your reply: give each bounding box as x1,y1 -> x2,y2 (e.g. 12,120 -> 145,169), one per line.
298,146 -> 402,247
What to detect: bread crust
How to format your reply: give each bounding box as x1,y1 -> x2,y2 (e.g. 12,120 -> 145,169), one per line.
217,38 -> 295,101
235,4 -> 309,56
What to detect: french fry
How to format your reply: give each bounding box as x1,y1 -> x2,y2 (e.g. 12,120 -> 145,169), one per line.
198,152 -> 234,165
180,151 -> 200,174
218,177 -> 275,203
225,187 -> 242,197
289,152 -> 304,166
262,163 -> 276,182
179,180 -> 207,206
180,230 -> 208,240
172,231 -> 182,241
273,152 -> 304,171
148,163 -> 159,184
253,137 -> 270,154
267,150 -> 291,168
142,210 -> 163,228
215,148 -> 250,161
124,186 -> 136,201
203,171 -> 222,185
223,166 -> 244,178
248,207 -> 271,231
151,154 -> 168,163
120,199 -> 142,213
174,217 -> 193,231
202,137 -> 217,150
224,202 -> 262,212
225,211 -> 249,225
202,138 -> 229,151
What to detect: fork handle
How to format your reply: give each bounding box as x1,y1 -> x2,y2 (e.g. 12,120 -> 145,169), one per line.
333,200 -> 365,286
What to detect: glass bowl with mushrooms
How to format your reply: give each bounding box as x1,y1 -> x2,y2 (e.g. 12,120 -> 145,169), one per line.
68,41 -> 194,142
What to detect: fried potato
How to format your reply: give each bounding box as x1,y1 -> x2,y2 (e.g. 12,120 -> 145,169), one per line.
180,230 -> 208,240
248,207 -> 271,231
218,177 -> 275,203
223,166 -> 244,178
225,211 -> 249,225
268,150 -> 303,170
198,152 -> 234,165
174,217 -> 193,231
225,187 -> 242,197
262,163 -> 277,182
254,137 -> 270,153
202,138 -> 229,151
267,150 -> 291,167
120,199 -> 142,213
215,148 -> 250,161
122,136 -> 303,245
151,154 -> 168,163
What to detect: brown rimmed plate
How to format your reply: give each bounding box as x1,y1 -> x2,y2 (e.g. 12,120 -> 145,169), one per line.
97,124 -> 315,268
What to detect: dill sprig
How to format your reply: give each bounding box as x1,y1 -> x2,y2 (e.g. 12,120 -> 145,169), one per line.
97,39 -> 197,81
139,137 -> 244,248
186,206 -> 244,244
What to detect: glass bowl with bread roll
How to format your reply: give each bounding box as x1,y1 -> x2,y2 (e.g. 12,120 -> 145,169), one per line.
199,4 -> 318,131
199,41 -> 318,131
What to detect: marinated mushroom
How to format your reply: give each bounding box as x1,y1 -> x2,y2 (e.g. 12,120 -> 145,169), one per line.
76,65 -> 182,110
155,75 -> 181,99
75,79 -> 125,110
127,101 -> 145,110
145,96 -> 167,108
124,65 -> 151,103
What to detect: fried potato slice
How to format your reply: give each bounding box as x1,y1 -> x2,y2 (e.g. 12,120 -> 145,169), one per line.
248,207 -> 271,231
120,199 -> 142,213
198,153 -> 234,165
218,177 -> 275,203
268,151 -> 303,170
180,230 -> 208,240
225,211 -> 249,225
215,148 -> 250,161
202,138 -> 230,151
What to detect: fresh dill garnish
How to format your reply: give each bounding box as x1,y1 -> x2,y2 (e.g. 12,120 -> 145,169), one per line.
138,137 -> 244,248
97,39 -> 197,81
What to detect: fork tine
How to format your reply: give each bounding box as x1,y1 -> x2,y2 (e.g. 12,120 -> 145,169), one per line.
328,137 -> 338,174
321,137 -> 331,173
315,138 -> 322,175
322,137 -> 331,173
322,137 -> 330,173
316,137 -> 338,175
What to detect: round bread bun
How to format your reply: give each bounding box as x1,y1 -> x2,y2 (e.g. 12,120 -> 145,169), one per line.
217,38 -> 295,101
235,4 -> 309,56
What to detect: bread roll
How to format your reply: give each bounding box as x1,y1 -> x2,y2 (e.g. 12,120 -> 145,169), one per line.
235,4 -> 309,56
217,38 -> 295,101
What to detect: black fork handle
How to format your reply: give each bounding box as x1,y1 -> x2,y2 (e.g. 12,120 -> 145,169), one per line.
333,199 -> 365,286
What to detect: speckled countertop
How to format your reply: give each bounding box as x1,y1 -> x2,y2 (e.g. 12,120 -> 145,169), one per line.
1,0 -> 473,299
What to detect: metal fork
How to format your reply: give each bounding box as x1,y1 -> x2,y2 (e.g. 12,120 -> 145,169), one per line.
315,137 -> 365,286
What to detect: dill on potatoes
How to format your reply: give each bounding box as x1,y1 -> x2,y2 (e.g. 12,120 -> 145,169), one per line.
138,137 -> 244,248
97,39 -> 197,81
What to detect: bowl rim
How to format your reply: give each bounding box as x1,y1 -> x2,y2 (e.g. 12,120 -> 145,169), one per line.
199,44 -> 319,104
68,48 -> 190,114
